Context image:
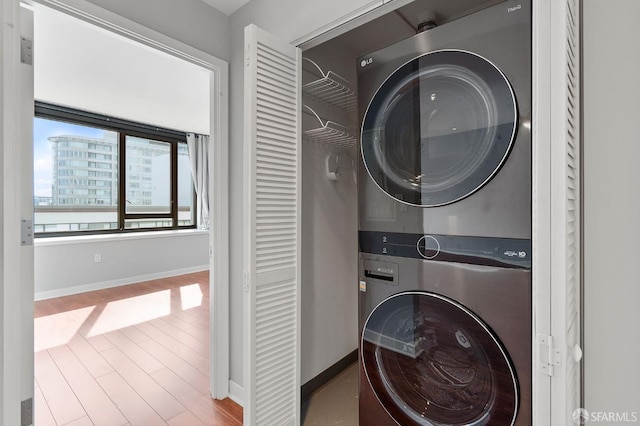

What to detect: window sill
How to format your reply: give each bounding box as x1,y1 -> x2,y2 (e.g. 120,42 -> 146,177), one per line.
34,228 -> 209,247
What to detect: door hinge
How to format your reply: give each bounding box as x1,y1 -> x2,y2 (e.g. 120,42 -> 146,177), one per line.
538,334 -> 562,376
21,219 -> 33,246
243,272 -> 250,292
21,397 -> 33,426
20,37 -> 33,66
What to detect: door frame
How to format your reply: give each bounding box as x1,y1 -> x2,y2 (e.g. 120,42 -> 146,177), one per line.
1,2 -> 35,423
28,0 -> 230,399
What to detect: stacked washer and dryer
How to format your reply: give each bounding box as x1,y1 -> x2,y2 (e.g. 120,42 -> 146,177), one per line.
357,0 -> 532,424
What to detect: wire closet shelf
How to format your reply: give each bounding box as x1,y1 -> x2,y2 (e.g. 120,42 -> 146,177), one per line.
303,105 -> 357,151
302,57 -> 357,116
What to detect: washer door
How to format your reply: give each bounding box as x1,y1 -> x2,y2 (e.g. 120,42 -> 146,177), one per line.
361,292 -> 518,425
361,50 -> 517,207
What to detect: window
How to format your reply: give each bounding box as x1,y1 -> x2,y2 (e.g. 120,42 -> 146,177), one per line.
34,102 -> 196,236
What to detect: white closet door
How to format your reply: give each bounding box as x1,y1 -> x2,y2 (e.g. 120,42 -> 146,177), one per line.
243,24 -> 301,426
549,0 -> 582,423
535,0 -> 581,422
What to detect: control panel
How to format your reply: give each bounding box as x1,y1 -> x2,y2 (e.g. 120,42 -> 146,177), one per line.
359,231 -> 531,269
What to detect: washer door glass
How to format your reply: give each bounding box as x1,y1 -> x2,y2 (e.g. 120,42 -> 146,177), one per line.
361,292 -> 518,425
361,50 -> 517,207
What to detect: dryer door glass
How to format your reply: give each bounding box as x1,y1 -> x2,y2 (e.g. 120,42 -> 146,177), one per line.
361,50 -> 517,207
361,292 -> 518,425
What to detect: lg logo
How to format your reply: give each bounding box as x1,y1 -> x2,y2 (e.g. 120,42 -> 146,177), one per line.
360,57 -> 373,67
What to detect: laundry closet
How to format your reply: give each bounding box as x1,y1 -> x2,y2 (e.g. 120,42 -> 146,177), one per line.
300,0 -> 531,422
242,0 -> 581,423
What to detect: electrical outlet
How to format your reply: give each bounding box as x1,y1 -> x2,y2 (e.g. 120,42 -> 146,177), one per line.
94,253 -> 102,263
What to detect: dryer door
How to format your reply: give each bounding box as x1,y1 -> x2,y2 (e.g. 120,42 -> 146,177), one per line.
361,50 -> 517,207
361,292 -> 518,425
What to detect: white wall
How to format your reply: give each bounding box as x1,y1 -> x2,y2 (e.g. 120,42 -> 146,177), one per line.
35,4 -> 211,134
35,231 -> 209,300
228,0 -> 380,390
583,0 -> 640,416
301,39 -> 359,384
84,0 -> 231,61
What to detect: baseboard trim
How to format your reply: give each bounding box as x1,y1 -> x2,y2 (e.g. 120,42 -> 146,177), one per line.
34,265 -> 209,301
217,352 -> 359,407
228,380 -> 244,407
301,349 -> 358,402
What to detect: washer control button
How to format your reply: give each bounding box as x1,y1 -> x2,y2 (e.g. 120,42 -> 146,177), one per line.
417,235 -> 440,259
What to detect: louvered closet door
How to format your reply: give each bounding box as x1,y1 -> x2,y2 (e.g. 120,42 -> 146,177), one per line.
549,0 -> 581,423
243,24 -> 301,426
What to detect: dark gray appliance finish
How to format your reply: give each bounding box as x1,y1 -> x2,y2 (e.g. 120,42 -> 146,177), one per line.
359,252 -> 531,425
357,0 -> 531,239
356,0 -> 532,425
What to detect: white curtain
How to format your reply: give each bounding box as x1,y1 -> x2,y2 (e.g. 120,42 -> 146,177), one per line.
186,133 -> 210,230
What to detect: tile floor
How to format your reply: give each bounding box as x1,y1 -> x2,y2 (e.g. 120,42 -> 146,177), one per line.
302,363 -> 359,425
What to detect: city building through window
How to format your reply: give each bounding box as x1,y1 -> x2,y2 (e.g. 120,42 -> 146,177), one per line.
34,102 -> 196,235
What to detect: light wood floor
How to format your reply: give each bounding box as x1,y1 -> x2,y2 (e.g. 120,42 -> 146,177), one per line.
34,271 -> 242,426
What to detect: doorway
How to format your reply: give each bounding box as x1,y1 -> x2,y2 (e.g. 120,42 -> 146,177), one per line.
27,0 -> 230,416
